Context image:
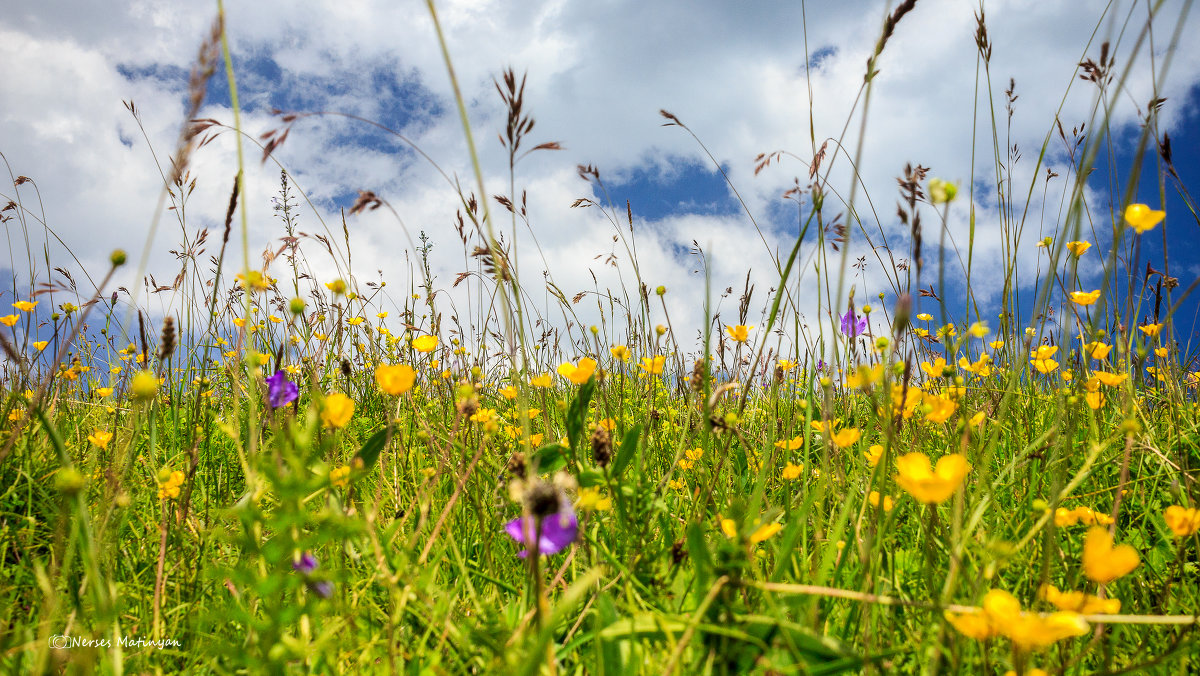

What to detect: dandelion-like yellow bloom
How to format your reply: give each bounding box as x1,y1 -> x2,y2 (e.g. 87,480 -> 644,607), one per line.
639,355 -> 665,376
576,486 -> 612,511
499,385 -> 518,400
1124,203 -> 1165,234
556,357 -> 597,385
131,370 -> 158,401
1138,323 -> 1163,338
917,313 -> 933,321
775,435 -> 803,451
725,324 -> 754,343
412,335 -> 438,352
375,363 -> 416,395
12,300 -> 37,312
894,452 -> 969,504
919,357 -> 948,379
865,444 -> 883,467
923,393 -> 957,424
347,317 -> 364,326
330,465 -> 351,488
325,279 -> 347,295
781,463 -> 804,480
1040,584 -> 1121,614
32,341 -> 48,351
321,392 -> 355,429
529,373 -> 553,388
1066,241 -> 1092,256
868,491 -> 894,511
1082,527 -> 1139,584
0,314 -> 17,326
1092,371 -> 1127,387
610,344 -> 630,362
87,429 -> 113,450
829,427 -> 861,448
1164,505 -> 1200,537
1070,290 -> 1101,306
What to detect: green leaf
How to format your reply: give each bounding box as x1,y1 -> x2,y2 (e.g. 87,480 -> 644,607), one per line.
354,427 -> 389,471
566,376 -> 596,452
611,425 -> 641,478
531,443 -> 570,474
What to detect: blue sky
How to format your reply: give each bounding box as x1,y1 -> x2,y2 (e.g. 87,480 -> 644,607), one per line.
2,0 -> 1199,360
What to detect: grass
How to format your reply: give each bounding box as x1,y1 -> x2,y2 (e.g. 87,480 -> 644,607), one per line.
2,1 -> 1200,674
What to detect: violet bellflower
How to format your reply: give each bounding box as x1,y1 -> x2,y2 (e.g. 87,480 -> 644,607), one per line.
292,552 -> 332,598
504,506 -> 578,557
266,370 -> 299,409
840,310 -> 868,337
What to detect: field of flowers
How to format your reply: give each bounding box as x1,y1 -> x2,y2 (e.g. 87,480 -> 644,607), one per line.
3,2 -> 1199,674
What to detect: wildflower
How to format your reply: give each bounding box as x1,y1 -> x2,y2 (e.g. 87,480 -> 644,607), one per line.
725,324 -> 754,343
1124,203 -> 1165,234
157,470 -> 185,500
32,341 -> 48,351
236,270 -> 271,292
894,452 -> 969,504
1084,342 -> 1111,360
840,310 -> 867,337
87,429 -> 113,450
556,357 -> 597,385
347,317 -> 364,326
830,427 -> 861,448
1138,323 -> 1163,338
775,435 -> 803,451
967,322 -> 989,338
778,359 -> 797,372
576,486 -> 612,511
928,178 -> 957,204
529,373 -> 553,388
330,465 -> 351,488
922,393 -> 957,424
968,411 -> 986,427
639,355 -> 665,375
375,363 -> 416,395
96,387 -> 113,398
610,344 -> 630,362
1092,371 -> 1127,387
920,357 -> 949,379
12,300 -> 37,312
845,363 -> 884,389
749,522 -> 782,544
131,370 -> 158,401
265,370 -> 299,408
917,313 -> 933,321
989,339 -> 1004,350
499,385 -> 518,400
865,444 -> 883,467
958,354 -> 993,377
325,279 -> 347,295
412,335 -> 438,352
1163,505 -> 1200,537
868,491 -> 894,511
1066,241 -> 1092,256
505,481 -> 578,557
1082,527 -> 1139,584
1070,290 -> 1101,306
292,553 -> 333,598
320,393 -> 354,429
1030,344 -> 1059,374
1040,584 -> 1121,614
0,314 -> 17,326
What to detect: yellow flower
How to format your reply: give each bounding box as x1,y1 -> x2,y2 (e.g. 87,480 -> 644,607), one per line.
12,300 -> 37,312
529,373 -> 553,388
1138,323 -> 1163,338
347,317 -> 364,326
845,363 -> 884,389
412,335 -> 438,352
923,393 -> 957,424
894,452 -> 969,504
865,444 -> 883,467
829,427 -> 861,448
868,491 -> 894,511
1164,505 -> 1200,537
325,279 -> 347,295
1082,527 -> 1139,584
96,387 -> 114,398
775,435 -> 803,451
1154,346 -> 1168,358
968,411 -> 986,427
321,392 -> 355,429
32,341 -> 48,351
781,463 -> 804,480
1070,290 -> 1101,306
610,344 -> 630,362
330,465 -> 351,488
1084,342 -> 1111,360
725,324 -> 754,343
556,357 -> 597,385
87,430 -> 113,450
919,357 -> 949,379
0,314 -> 17,326
639,355 -> 665,376
499,385 -> 518,400
131,370 -> 158,401
576,487 -> 612,511
376,312 -> 388,319
749,522 -> 782,544
944,609 -> 996,640
314,332 -> 329,341
1092,371 -> 1127,387
720,518 -> 738,538
968,589 -> 1088,650
1040,584 -> 1121,614
1066,241 -> 1092,256
989,340 -> 1004,350
1124,203 -> 1165,234
375,363 -> 416,395
917,313 -> 933,321
967,322 -> 989,338
236,270 -> 271,292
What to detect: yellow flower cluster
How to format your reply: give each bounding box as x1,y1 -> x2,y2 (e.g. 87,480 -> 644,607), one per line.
1164,505 -> 1200,537
330,465 -> 351,488
158,470 -> 185,500
945,589 -> 1088,650
1054,505 -> 1113,527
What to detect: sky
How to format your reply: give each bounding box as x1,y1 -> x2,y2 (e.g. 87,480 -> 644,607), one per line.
2,0 -> 1199,364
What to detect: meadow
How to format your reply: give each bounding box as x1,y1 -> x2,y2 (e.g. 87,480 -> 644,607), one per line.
2,2 -> 1199,674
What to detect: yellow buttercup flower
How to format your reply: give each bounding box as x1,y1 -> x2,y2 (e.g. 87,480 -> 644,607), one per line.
375,363 -> 416,395
639,355 -> 665,376
919,357 -> 949,379
1066,241 -> 1092,256
775,435 -> 803,451
32,341 -> 48,351
0,314 -> 17,326
1124,203 -> 1165,234
87,429 -> 113,450
1138,323 -> 1163,338
946,589 -> 1088,650
865,444 -> 883,467
1070,290 -> 1101,306
325,279 -> 347,295
1092,371 -> 1127,387
1082,527 -> 1139,584
610,344 -> 630,362
330,465 -> 351,488
829,427 -> 861,448
868,491 -> 894,511
781,463 -> 804,480
347,317 -> 364,326
1040,584 -> 1121,614
922,393 -> 957,424
321,392 -> 355,429
556,357 -> 597,385
131,370 -> 158,401
1083,342 -> 1111,360
725,324 -> 754,343
12,300 -> 37,312
894,452 -> 969,504
412,335 -> 438,352
499,385 -> 518,400
1164,505 -> 1200,537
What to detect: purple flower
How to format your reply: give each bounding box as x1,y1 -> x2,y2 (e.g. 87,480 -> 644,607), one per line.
293,552 -> 319,575
840,310 -> 868,337
815,359 -> 826,371
293,552 -> 332,598
266,370 -> 299,408
504,508 -> 578,557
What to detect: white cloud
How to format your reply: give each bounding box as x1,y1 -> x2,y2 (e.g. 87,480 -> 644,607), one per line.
1,0 -> 1195,360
